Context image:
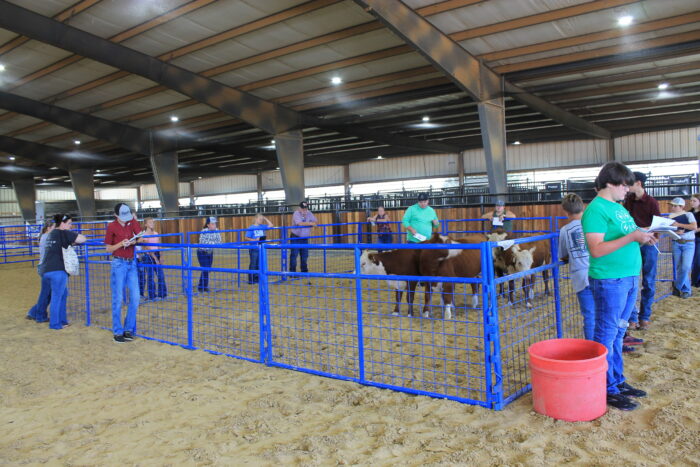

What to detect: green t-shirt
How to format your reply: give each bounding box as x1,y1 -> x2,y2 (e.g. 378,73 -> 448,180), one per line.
402,204 -> 438,243
581,196 -> 641,279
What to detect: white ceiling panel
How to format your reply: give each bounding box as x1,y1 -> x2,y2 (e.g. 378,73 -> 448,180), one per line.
67,0 -> 191,40
6,0 -> 75,17
130,103 -> 217,128
54,74 -> 162,111
0,114 -> 43,134
0,40 -> 73,90
92,89 -> 191,122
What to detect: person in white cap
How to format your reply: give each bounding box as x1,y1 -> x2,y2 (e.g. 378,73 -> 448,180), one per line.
197,216 -> 222,292
104,203 -> 143,343
668,197 -> 697,298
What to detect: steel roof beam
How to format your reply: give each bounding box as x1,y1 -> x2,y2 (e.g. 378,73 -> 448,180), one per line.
0,1 -> 459,157
354,0 -> 611,141
0,135 -> 129,170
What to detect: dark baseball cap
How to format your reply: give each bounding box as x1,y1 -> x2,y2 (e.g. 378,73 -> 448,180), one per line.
299,201 -> 309,209
417,192 -> 429,201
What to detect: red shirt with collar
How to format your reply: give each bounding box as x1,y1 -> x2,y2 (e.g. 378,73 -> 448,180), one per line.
105,218 -> 142,259
623,192 -> 660,228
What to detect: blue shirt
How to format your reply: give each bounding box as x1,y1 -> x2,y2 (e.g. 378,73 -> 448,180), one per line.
246,224 -> 270,241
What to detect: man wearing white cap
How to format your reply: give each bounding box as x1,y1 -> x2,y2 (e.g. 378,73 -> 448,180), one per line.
105,203 -> 143,343
481,199 -> 517,232
668,197 -> 697,298
197,216 -> 222,292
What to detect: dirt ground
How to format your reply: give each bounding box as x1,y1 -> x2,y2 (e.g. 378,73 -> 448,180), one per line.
1,261 -> 699,466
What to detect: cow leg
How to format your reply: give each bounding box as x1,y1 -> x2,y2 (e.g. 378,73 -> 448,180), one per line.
508,279 -> 515,305
422,281 -> 432,318
393,288 -> 403,316
525,275 -> 534,308
543,270 -> 551,296
442,282 -> 454,319
406,281 -> 417,317
471,283 -> 479,308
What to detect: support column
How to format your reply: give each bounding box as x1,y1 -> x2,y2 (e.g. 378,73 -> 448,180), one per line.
457,151 -> 465,190
256,170 -> 263,203
12,178 -> 36,222
343,164 -> 351,199
69,168 -> 96,219
150,146 -> 180,217
189,181 -> 195,207
478,95 -> 508,197
607,138 -> 620,162
275,130 -> 305,205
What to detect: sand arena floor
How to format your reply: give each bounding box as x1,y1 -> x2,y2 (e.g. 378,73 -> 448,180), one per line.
1,260 -> 699,465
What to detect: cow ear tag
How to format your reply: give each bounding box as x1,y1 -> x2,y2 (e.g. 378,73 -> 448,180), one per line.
497,240 -> 515,251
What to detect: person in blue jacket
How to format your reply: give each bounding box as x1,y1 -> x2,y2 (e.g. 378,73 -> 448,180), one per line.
245,213 -> 273,284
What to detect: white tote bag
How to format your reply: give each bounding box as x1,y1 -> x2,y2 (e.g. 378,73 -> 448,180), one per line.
62,231 -> 80,276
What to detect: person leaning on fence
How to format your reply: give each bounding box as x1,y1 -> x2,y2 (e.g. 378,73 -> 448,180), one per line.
105,203 -> 143,344
688,193 -> 700,289
402,192 -> 439,243
245,213 -> 273,284
289,201 -> 317,273
367,206 -> 393,244
43,214 -> 87,331
138,217 -> 167,301
197,217 -> 222,293
582,161 -> 656,411
558,193 -> 595,340
481,200 -> 517,232
623,171 -> 660,331
668,197 -> 697,299
26,219 -> 56,323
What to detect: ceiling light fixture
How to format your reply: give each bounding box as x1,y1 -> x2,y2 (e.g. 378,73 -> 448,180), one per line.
198,176 -> 202,179
376,155 -> 384,159
170,115 -> 179,122
617,15 -> 633,26
0,64 -> 5,72
422,116 -> 430,122
330,76 -> 342,85
271,139 -> 275,144
74,140 -> 81,145
8,155 -> 15,160
657,82 -> 669,90
513,141 -> 521,145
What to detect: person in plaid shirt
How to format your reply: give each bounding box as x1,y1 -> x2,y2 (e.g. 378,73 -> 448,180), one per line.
197,217 -> 222,292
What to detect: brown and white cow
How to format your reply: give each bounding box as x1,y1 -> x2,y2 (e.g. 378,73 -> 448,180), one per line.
419,233 -> 486,319
499,237 -> 552,307
359,234 -> 460,316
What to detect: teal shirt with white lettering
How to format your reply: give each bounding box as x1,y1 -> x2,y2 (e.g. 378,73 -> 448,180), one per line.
402,204 -> 438,243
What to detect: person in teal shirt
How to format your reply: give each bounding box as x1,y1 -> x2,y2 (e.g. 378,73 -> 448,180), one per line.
402,192 -> 439,243
582,161 -> 656,412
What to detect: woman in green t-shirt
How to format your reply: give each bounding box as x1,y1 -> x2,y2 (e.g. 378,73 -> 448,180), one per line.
582,162 -> 656,412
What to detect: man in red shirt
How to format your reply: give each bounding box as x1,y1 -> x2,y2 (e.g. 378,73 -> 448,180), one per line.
623,172 -> 660,331
104,203 -> 143,343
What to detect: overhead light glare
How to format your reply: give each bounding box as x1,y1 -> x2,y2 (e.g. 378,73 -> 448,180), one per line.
617,15 -> 633,26
170,115 -> 179,122
0,64 -> 5,72
657,82 -> 669,90
376,155 -> 384,159
513,141 -> 521,145
330,76 -> 342,85
9,156 -> 15,160
74,140 -> 81,145
198,176 -> 202,179
271,139 -> 275,144
422,116 -> 430,122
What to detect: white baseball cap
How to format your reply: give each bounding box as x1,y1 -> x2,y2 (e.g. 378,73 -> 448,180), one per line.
117,203 -> 133,222
208,216 -> 217,223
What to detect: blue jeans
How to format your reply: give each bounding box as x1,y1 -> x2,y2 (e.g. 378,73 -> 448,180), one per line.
629,244 -> 658,323
138,253 -> 167,299
576,285 -> 595,340
692,239 -> 700,287
44,270 -> 69,330
248,247 -> 260,283
28,272 -> 52,322
197,250 -> 214,291
672,241 -> 695,294
289,236 -> 309,273
110,257 -> 140,336
378,233 -> 392,244
590,276 -> 639,394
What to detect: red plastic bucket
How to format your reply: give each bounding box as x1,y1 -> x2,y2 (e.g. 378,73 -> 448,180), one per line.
528,338 -> 608,422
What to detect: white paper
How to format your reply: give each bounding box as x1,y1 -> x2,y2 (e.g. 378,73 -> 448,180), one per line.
413,233 -> 427,242
497,239 -> 515,251
492,216 -> 504,227
647,215 -> 676,231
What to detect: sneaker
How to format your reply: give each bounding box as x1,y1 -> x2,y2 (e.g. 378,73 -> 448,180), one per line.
623,335 -> 644,346
638,320 -> 650,331
681,292 -> 691,299
622,345 -> 636,353
672,287 -> 681,297
617,382 -> 647,398
607,393 -> 638,411
25,315 -> 35,321
113,334 -> 126,343
123,331 -> 134,341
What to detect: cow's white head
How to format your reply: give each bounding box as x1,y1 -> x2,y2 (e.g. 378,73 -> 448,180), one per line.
513,246 -> 536,272
359,250 -> 387,276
